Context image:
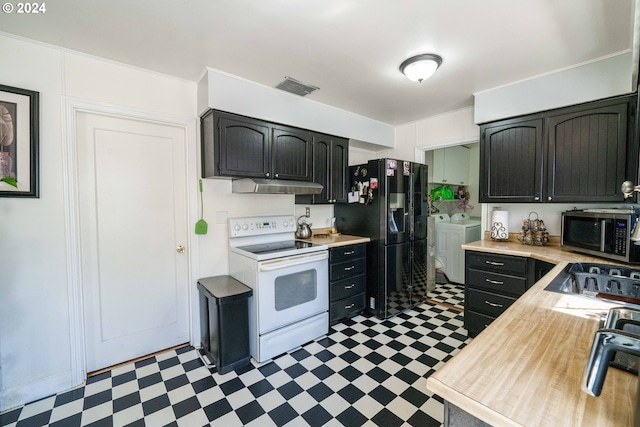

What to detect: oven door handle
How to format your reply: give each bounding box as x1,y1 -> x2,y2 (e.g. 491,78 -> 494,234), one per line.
258,251 -> 328,272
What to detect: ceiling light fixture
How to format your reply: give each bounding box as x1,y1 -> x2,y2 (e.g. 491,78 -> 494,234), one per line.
399,54 -> 443,83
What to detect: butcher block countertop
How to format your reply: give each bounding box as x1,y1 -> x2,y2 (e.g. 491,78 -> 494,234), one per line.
426,240 -> 637,426
296,228 -> 370,248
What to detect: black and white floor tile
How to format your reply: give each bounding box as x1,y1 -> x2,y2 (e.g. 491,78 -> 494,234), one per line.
1,291 -> 469,427
426,283 -> 465,311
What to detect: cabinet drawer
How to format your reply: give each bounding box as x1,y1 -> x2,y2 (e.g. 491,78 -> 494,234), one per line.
466,252 -> 527,275
329,244 -> 366,262
331,274 -> 366,302
467,269 -> 527,297
464,310 -> 496,338
466,288 -> 516,317
330,293 -> 365,324
330,257 -> 366,281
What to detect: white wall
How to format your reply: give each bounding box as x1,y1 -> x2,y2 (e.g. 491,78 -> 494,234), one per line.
474,52 -> 633,124
0,35 -> 70,413
0,34 -> 202,411
199,69 -> 395,148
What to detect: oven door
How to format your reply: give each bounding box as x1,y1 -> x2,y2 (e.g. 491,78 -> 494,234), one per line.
257,251 -> 328,334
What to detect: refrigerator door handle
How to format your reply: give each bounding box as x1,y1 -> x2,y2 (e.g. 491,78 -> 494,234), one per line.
409,172 -> 415,238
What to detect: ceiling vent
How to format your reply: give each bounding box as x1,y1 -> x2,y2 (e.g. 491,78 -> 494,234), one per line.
275,76 -> 319,96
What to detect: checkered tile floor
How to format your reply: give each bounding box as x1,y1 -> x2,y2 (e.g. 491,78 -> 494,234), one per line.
426,283 -> 465,311
1,298 -> 469,427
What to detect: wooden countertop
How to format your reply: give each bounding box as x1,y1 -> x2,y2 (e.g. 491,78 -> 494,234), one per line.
296,229 -> 370,248
426,240 -> 637,426
460,239 -> 632,265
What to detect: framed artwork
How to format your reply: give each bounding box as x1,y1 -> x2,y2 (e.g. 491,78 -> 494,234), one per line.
0,84 -> 39,198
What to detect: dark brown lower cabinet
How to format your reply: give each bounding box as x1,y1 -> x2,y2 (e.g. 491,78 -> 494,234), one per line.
329,244 -> 366,325
464,251 -> 552,337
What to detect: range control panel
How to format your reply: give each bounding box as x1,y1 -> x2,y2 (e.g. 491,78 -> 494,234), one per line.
228,215 -> 296,238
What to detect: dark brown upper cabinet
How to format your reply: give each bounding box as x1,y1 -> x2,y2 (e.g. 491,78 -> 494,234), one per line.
479,94 -> 636,203
201,110 -> 312,181
480,116 -> 544,202
296,133 -> 349,204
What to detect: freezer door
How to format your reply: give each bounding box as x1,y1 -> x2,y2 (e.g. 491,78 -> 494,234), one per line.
383,242 -> 411,318
411,163 -> 428,241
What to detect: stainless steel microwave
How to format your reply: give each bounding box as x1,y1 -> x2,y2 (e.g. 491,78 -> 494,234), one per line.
561,209 -> 640,263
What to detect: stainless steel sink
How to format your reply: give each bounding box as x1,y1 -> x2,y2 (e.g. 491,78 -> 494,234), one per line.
544,263 -> 640,376
544,262 -> 640,306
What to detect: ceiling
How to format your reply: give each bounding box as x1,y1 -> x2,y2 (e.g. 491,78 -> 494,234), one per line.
0,0 -> 635,125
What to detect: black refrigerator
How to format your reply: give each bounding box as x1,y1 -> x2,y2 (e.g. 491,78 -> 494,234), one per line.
334,159 -> 430,319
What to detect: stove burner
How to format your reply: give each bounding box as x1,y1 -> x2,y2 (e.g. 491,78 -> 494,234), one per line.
235,240 -> 317,256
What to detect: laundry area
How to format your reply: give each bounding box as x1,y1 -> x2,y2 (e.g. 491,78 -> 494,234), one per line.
433,213 -> 482,285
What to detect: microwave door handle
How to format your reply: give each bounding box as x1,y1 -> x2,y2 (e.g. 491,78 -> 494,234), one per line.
601,220 -> 606,252
259,251 -> 328,272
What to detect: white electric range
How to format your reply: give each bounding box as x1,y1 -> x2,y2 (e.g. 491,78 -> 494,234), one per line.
228,215 -> 329,363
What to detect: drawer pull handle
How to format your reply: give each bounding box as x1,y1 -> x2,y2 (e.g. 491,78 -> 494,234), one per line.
486,261 -> 504,266
345,303 -> 355,309
344,266 -> 355,271
485,279 -> 504,285
344,250 -> 355,255
484,300 -> 503,308
345,284 -> 355,289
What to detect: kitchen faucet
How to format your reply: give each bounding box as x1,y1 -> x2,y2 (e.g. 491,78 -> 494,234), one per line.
583,307 -> 640,397
583,329 -> 640,396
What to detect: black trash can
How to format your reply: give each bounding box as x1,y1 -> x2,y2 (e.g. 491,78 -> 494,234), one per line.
197,276 -> 252,374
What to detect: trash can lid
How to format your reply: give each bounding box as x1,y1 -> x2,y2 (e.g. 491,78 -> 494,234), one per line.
197,276 -> 253,303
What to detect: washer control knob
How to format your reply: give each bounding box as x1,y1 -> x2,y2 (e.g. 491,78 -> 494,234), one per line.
233,224 -> 240,231
242,224 -> 249,230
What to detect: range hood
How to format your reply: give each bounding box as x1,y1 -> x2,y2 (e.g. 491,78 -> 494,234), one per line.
232,178 -> 323,195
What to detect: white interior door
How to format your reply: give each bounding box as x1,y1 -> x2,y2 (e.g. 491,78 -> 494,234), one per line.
77,112 -> 190,373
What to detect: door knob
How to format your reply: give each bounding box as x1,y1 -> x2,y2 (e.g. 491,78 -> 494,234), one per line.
177,245 -> 185,253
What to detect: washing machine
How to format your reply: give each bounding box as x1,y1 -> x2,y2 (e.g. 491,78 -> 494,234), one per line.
435,213 -> 481,284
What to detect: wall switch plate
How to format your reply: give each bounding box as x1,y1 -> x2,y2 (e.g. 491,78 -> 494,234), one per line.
305,207 -> 310,217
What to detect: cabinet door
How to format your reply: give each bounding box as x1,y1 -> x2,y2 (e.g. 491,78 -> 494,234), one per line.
480,117 -> 544,202
310,135 -> 331,203
433,146 -> 470,185
432,148 -> 446,183
330,138 -> 349,203
271,125 -> 312,181
546,100 -> 629,202
217,112 -> 271,178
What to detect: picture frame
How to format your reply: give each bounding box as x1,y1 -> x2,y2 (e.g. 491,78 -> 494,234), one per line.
0,84 -> 39,198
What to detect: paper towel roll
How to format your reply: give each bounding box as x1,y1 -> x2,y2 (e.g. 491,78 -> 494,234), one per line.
491,210 -> 509,240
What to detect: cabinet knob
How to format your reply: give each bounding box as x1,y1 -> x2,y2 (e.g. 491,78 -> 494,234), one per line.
176,245 -> 185,253
265,172 -> 270,178
345,303 -> 355,309
534,196 -> 539,201
548,196 -> 552,201
275,173 -> 279,178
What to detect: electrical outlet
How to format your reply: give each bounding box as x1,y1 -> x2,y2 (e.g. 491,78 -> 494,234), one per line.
305,207 -> 310,217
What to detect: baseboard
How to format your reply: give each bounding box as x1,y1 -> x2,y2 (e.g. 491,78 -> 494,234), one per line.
0,371 -> 74,413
